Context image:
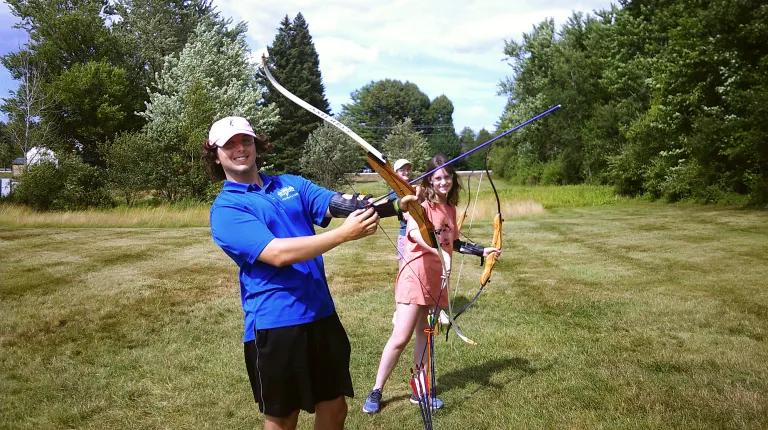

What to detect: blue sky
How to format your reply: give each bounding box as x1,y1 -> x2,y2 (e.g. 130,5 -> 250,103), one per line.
1,0 -> 616,132
0,4 -> 27,101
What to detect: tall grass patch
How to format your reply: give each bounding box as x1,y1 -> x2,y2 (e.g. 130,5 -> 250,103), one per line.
0,203 -> 209,228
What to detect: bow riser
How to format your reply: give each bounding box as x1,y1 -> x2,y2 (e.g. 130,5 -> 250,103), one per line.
479,213 -> 502,286
366,154 -> 438,249
456,211 -> 468,234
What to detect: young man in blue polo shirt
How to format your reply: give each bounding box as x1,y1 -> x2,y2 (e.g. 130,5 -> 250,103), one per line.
203,116 -> 417,430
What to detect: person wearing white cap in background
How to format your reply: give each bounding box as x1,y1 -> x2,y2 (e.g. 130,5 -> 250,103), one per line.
391,159 -> 413,267
389,159 -> 413,326
201,116 -> 420,430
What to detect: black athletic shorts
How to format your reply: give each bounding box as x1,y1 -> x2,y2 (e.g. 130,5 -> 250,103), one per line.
243,312 -> 354,417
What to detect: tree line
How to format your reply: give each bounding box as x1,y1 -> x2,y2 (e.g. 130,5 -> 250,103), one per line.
494,0 -> 767,204
0,1 -> 487,209
2,0 -> 765,210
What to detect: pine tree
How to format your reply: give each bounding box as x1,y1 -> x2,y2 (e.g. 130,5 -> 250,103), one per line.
263,13 -> 331,174
425,95 -> 462,166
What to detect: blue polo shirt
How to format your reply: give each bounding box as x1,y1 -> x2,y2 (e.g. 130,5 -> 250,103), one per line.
210,174 -> 336,342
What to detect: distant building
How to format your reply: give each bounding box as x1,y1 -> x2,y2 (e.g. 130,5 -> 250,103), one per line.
11,157 -> 25,177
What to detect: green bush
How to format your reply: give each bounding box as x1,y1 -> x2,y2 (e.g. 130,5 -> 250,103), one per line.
203,181 -> 224,203
746,172 -> 768,206
688,185 -> 747,205
10,162 -> 64,210
607,152 -> 644,196
59,157 -> 113,209
540,159 -> 566,185
487,146 -> 513,178
100,132 -> 153,205
510,158 -> 544,185
642,150 -> 705,202
11,156 -> 112,211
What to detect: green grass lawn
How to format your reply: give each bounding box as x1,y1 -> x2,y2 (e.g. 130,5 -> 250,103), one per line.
1,191 -> 767,429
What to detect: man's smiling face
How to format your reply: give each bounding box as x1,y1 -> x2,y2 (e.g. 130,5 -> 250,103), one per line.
217,133 -> 258,183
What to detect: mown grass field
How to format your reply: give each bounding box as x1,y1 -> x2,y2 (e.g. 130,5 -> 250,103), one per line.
1,182 -> 766,429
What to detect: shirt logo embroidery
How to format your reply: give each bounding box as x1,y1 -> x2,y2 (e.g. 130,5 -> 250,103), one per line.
277,186 -> 298,200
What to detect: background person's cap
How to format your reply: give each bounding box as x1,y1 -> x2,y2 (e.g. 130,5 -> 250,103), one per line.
208,116 -> 257,147
393,159 -> 412,171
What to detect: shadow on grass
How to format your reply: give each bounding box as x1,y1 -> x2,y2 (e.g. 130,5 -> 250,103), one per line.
437,357 -> 544,400
376,358 -> 541,413
378,393 -> 413,412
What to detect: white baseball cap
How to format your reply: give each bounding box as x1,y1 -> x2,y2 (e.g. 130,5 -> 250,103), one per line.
393,159 -> 412,171
208,116 -> 257,147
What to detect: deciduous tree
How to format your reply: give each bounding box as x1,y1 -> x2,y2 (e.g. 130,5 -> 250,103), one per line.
0,51 -> 57,168
300,123 -> 363,189
141,22 -> 278,201
341,79 -> 431,147
381,119 -> 430,173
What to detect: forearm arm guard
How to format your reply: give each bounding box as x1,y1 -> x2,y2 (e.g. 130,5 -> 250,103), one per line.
454,239 -> 486,265
328,193 -> 401,218
453,239 -> 485,257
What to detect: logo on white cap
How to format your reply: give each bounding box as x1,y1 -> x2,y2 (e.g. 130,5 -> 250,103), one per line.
208,116 -> 257,147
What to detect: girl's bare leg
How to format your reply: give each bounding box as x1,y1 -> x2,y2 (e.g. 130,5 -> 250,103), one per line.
372,302 -> 422,390
412,305 -> 432,368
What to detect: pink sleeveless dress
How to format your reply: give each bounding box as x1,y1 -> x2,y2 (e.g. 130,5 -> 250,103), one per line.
395,202 -> 457,306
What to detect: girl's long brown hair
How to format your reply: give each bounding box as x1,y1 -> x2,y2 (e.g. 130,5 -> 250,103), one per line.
421,153 -> 462,206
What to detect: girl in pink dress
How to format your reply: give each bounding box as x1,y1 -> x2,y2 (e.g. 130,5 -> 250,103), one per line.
362,154 -> 502,414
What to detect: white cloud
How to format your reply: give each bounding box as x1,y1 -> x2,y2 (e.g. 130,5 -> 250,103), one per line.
314,38 -> 378,83
0,0 -> 616,130
468,105 -> 491,118
214,0 -> 615,131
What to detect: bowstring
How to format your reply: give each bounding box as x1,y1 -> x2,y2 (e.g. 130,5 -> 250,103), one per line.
312,133 -> 446,345
452,147 -> 501,322
452,171 -> 483,305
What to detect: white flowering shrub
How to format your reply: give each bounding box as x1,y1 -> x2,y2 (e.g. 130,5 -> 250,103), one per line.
140,22 -> 278,200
